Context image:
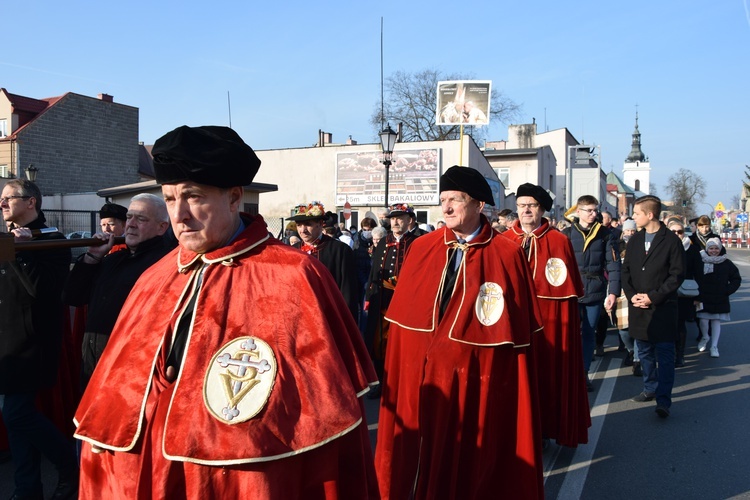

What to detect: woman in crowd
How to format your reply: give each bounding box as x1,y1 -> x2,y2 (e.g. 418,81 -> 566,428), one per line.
667,217 -> 702,366
695,238 -> 741,358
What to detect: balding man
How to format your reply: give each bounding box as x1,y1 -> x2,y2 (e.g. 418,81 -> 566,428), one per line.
504,183 -> 591,448
375,166 -> 544,499
63,193 -> 173,391
74,126 -> 378,498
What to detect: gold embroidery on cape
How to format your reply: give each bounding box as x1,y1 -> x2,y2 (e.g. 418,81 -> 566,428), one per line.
204,337 -> 277,425
475,282 -> 504,326
545,257 -> 567,287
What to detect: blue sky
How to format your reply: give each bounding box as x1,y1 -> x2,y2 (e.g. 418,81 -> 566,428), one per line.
2,0 -> 748,210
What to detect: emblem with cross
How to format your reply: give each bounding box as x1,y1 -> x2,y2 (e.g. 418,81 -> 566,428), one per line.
215,339 -> 272,421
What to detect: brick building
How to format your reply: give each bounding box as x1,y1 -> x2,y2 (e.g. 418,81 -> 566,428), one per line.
0,89 -> 141,195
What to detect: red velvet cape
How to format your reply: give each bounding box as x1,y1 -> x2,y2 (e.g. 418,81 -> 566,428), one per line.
74,215 -> 379,499
375,218 -> 545,499
504,220 -> 591,447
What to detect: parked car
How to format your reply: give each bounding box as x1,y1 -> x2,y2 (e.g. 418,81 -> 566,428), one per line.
66,231 -> 92,262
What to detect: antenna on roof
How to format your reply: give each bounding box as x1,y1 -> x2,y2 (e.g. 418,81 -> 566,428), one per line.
380,17 -> 385,130
227,91 -> 232,128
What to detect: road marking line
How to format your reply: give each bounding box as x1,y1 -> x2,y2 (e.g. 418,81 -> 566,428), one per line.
554,356 -> 622,499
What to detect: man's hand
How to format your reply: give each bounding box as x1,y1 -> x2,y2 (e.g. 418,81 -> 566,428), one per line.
10,227 -> 32,242
631,293 -> 652,309
83,233 -> 114,263
603,293 -> 617,311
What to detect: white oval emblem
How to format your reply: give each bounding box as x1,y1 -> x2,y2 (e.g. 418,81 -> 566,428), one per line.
545,257 -> 567,287
475,282 -> 504,326
203,336 -> 277,425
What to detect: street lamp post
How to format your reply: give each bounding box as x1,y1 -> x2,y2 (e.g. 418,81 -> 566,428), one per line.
379,124 -> 397,208
24,164 -> 39,182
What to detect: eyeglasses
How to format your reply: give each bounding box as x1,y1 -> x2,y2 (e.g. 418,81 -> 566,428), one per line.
671,229 -> 684,235
578,208 -> 599,214
0,196 -> 30,204
516,203 -> 540,210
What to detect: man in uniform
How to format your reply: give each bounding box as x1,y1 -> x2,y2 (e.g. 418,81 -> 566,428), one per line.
364,203 -> 418,397
375,166 -> 545,499
63,193 -> 173,391
98,202 -> 127,236
1,179 -> 78,499
290,202 -> 359,320
504,183 -> 590,447
74,125 -> 379,498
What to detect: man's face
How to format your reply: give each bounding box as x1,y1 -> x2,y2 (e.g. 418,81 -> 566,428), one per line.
100,217 -> 126,236
516,196 -> 543,229
602,213 -> 612,225
697,223 -> 711,236
497,216 -> 506,226
631,205 -> 651,229
296,220 -> 324,244
1,185 -> 35,225
124,200 -> 168,250
440,190 -> 482,237
577,204 -> 599,226
389,214 -> 411,236
162,182 -> 241,254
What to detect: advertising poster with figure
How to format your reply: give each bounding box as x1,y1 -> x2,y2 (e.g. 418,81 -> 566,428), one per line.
436,80 -> 492,126
335,149 -> 441,206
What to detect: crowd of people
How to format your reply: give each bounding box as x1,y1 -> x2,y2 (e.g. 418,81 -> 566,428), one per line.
0,124 -> 742,499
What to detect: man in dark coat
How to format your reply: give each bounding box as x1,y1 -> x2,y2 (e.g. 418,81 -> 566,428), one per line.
563,195 -> 620,390
0,179 -> 78,499
364,203 -> 418,396
63,193 -> 173,391
622,195 -> 684,418
290,201 -> 359,320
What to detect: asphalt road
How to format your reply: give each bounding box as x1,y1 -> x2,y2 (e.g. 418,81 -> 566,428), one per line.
3,249 -> 750,499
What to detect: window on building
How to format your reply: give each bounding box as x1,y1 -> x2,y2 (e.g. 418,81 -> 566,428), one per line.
243,203 -> 259,215
338,211 -> 358,230
416,210 -> 428,224
634,180 -> 641,191
0,165 -> 8,178
0,119 -> 7,138
494,168 -> 510,188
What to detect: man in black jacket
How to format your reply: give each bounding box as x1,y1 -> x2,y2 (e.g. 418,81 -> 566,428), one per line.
289,202 -> 358,320
0,179 -> 77,500
564,195 -> 620,390
622,195 -> 684,418
63,193 -> 173,391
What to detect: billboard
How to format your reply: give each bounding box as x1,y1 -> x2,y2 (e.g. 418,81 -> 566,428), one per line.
335,149 -> 441,206
436,80 -> 492,126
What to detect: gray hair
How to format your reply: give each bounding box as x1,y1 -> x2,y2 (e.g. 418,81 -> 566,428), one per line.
372,226 -> 388,239
130,193 -> 169,222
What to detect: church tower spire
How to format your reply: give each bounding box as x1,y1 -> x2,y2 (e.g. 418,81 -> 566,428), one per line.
622,107 -> 651,195
625,111 -> 647,163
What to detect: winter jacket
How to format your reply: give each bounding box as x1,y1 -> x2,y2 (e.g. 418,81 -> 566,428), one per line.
0,216 -> 70,393
564,222 -> 621,304
695,255 -> 741,314
622,223 -> 685,342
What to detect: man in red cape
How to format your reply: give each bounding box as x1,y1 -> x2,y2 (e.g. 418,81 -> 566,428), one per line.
74,126 -> 379,499
375,166 -> 545,499
503,183 -> 591,447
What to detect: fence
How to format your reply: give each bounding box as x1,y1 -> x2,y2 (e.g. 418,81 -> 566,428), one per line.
3,210 -> 288,242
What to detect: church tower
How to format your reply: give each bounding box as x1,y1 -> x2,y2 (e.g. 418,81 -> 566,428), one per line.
622,111 -> 651,194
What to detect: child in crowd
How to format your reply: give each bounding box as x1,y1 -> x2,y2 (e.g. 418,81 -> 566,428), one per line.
696,238 -> 741,358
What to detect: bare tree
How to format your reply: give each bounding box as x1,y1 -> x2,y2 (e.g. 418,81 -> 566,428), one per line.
371,69 -> 521,143
665,168 -> 706,219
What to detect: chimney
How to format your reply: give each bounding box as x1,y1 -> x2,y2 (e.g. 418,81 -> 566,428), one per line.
323,132 -> 332,145
346,135 -> 357,145
98,93 -> 113,103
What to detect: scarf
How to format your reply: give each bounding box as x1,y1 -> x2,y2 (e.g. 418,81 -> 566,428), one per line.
700,249 -> 727,274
